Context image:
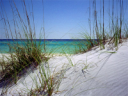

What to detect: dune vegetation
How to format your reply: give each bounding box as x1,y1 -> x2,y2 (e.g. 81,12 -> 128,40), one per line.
0,0 -> 128,96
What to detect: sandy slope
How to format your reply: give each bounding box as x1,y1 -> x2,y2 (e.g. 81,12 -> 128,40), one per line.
0,40 -> 128,96
53,41 -> 128,96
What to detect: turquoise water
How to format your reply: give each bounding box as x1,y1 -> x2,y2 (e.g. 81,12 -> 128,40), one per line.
0,39 -> 97,54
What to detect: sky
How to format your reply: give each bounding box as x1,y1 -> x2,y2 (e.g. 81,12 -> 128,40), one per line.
0,0 -> 128,39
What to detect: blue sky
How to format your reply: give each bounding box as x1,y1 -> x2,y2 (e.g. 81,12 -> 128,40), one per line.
0,0 -> 128,39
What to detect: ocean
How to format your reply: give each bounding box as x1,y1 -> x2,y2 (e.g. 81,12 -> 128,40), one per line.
0,39 -> 98,54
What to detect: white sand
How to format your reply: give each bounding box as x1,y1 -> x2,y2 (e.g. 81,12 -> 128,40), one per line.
0,40 -> 128,96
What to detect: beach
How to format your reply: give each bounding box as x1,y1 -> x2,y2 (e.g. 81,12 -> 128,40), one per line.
0,39 -> 128,96
1,0 -> 128,95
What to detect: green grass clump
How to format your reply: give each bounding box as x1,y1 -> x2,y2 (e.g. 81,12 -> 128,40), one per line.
27,63 -> 65,96
0,39 -> 47,85
73,32 -> 99,54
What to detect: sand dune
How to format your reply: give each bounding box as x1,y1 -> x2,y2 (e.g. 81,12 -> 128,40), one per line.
53,41 -> 128,96
0,40 -> 128,96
